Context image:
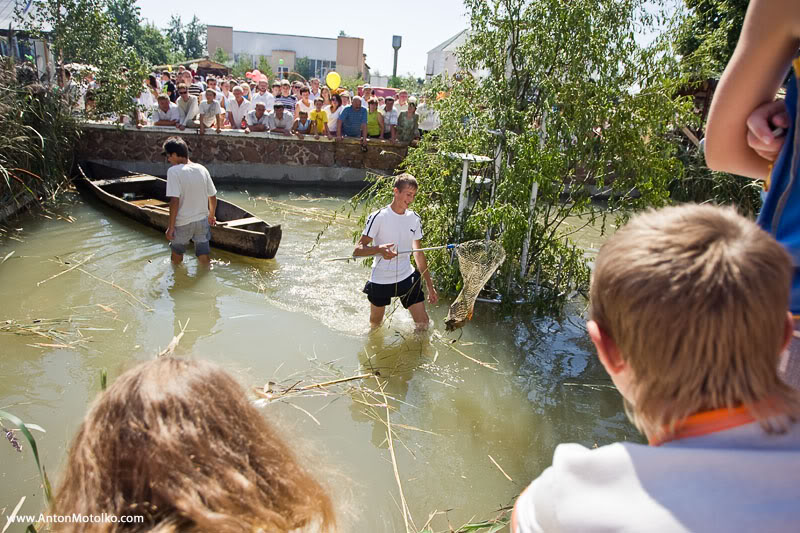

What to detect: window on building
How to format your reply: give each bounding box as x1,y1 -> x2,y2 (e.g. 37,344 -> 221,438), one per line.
278,66 -> 288,78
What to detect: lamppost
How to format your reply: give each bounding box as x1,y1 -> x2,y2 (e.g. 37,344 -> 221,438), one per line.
392,35 -> 402,79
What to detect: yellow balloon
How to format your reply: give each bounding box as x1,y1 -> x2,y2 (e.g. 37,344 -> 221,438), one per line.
326,71 -> 341,91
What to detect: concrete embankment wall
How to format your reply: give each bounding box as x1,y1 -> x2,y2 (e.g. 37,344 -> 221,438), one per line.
75,123 -> 409,184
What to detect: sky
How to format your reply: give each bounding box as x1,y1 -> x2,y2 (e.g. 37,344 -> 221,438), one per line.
136,0 -> 471,79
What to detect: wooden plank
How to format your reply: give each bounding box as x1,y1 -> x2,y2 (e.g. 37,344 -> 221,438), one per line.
141,204 -> 169,212
131,199 -> 169,207
218,216 -> 262,228
91,176 -> 159,187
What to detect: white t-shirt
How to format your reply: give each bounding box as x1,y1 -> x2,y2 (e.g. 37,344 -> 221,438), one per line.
226,97 -> 251,128
325,105 -> 343,132
362,206 -> 423,284
515,420 -> 800,533
165,163 -> 218,227
199,100 -> 222,127
296,99 -> 314,115
251,91 -> 275,112
267,112 -> 293,131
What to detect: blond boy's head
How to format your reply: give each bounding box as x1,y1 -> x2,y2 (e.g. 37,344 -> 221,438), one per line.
589,204 -> 798,438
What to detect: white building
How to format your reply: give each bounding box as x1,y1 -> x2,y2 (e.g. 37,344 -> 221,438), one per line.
208,26 -> 367,80
426,29 -> 468,81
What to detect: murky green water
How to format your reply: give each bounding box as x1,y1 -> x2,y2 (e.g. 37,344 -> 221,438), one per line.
0,186 -> 640,531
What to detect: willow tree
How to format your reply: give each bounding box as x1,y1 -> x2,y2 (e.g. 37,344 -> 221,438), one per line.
354,0 -> 692,312
19,0 -> 147,116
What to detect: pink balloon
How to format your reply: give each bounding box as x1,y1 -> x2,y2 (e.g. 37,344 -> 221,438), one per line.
259,74 -> 268,83
252,70 -> 261,77
245,71 -> 253,79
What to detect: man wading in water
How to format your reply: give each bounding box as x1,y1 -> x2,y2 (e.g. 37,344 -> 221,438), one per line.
354,174 -> 438,330
163,137 -> 217,266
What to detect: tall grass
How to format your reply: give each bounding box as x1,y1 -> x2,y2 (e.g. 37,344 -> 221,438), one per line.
0,59 -> 81,214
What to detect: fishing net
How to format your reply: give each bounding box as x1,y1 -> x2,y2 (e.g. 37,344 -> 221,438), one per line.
445,240 -> 506,331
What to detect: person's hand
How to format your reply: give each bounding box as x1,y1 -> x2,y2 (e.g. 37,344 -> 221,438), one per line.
746,100 -> 789,162
165,226 -> 175,241
215,127 -> 221,134
315,134 -> 320,140
208,214 -> 216,226
199,127 -> 205,135
427,284 -> 438,305
177,124 -> 185,131
244,127 -> 251,134
378,243 -> 397,260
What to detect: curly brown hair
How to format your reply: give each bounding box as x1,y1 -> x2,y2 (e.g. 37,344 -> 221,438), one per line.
51,358 -> 335,532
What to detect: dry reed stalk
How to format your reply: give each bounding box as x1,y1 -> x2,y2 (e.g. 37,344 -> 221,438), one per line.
433,333 -> 498,371
375,376 -> 413,533
75,267 -> 153,311
488,454 -> 513,482
158,318 -> 189,357
37,253 -> 94,286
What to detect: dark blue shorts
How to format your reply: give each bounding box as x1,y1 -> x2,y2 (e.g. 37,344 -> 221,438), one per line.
363,271 -> 425,308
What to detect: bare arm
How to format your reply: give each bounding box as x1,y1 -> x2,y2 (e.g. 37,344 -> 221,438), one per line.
705,0 -> 800,179
208,196 -> 217,225
166,197 -> 179,240
353,234 -> 397,259
412,239 -> 438,304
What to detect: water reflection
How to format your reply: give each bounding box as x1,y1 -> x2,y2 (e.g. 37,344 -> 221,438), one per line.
166,266 -> 221,355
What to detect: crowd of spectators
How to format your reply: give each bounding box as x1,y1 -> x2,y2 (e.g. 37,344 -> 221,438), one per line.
101,65 -> 436,144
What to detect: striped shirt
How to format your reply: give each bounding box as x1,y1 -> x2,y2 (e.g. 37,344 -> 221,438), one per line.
275,94 -> 296,114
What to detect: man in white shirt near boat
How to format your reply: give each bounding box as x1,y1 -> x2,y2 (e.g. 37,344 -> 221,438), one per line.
353,173 -> 438,330
163,137 -> 217,266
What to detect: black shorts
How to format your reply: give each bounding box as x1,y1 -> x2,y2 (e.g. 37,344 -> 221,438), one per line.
363,271 -> 425,308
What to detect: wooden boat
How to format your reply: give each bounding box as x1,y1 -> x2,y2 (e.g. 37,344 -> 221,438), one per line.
75,162 -> 281,259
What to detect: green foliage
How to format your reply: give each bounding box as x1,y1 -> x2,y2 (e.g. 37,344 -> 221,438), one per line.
138,23 -> 173,66
0,409 -> 52,505
257,56 -> 274,79
294,56 -> 314,80
669,136 -> 763,216
338,74 -> 364,94
231,53 -> 253,78
0,63 -> 81,208
165,14 -> 186,56
674,0 -> 748,79
183,15 -> 207,59
213,46 -> 231,65
20,0 -> 147,116
389,73 -> 423,93
163,14 -> 205,61
107,0 -> 141,49
352,0 -> 693,310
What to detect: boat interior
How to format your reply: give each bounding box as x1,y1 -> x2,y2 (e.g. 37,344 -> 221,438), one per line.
82,165 -> 270,232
